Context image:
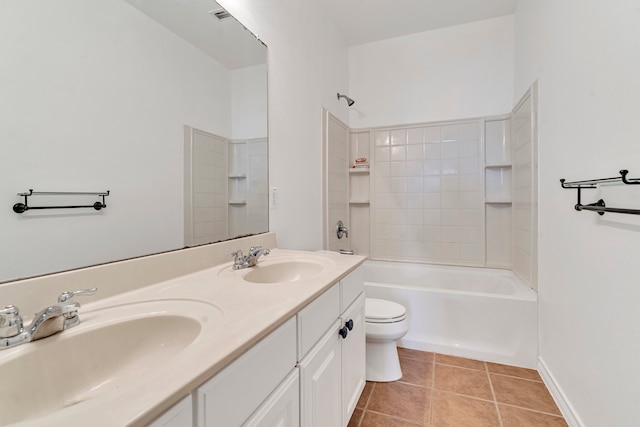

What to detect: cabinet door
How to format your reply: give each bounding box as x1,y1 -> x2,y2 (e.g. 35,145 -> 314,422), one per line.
341,294 -> 366,427
148,394 -> 192,427
299,319 -> 342,427
195,317 -> 297,427
244,369 -> 299,427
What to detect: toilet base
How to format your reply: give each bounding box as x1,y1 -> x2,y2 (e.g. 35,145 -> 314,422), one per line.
365,341 -> 402,382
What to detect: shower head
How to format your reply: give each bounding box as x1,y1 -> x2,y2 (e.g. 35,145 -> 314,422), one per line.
337,92 -> 355,107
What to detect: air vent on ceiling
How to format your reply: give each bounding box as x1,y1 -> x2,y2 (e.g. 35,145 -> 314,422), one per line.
209,8 -> 231,20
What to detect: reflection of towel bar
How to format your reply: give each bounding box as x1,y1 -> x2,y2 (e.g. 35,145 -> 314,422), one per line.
560,169 -> 640,216
13,190 -> 110,214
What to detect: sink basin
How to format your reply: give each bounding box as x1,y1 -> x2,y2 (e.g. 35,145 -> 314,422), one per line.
0,299 -> 224,425
243,261 -> 324,283
217,254 -> 336,284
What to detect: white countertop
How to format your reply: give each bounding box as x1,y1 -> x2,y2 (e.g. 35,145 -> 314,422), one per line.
6,249 -> 365,426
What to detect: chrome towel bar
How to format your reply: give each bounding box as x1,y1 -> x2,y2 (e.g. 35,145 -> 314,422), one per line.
13,190 -> 110,214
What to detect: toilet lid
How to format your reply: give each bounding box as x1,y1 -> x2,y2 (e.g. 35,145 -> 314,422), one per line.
365,298 -> 406,322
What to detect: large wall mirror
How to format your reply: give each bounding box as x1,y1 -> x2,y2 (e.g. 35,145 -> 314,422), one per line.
0,0 -> 268,283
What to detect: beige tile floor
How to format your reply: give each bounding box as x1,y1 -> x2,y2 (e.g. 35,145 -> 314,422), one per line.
349,348 -> 568,427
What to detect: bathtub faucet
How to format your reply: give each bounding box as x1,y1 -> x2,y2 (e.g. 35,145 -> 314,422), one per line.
336,220 -> 349,239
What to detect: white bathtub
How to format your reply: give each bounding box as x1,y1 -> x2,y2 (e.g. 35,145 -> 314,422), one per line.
363,260 -> 538,368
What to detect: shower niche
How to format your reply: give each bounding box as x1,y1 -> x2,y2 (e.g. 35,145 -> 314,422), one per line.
484,117 -> 512,269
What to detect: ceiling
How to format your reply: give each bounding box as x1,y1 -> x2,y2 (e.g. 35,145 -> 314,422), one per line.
320,0 -> 518,46
123,0 -> 517,67
123,0 -> 266,69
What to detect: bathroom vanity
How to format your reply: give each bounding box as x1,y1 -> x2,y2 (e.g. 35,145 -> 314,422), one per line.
0,235 -> 366,427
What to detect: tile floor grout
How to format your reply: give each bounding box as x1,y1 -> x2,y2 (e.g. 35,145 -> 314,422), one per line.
486,362 -> 506,427
350,349 -> 568,427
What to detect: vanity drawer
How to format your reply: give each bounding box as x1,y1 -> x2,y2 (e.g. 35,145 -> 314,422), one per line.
340,265 -> 364,313
195,316 -> 297,427
296,283 -> 340,359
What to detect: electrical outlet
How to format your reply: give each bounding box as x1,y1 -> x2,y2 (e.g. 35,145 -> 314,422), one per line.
270,187 -> 277,209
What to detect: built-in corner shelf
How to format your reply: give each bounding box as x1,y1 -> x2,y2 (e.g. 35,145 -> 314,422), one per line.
349,200 -> 370,205
485,163 -> 512,169
349,168 -> 370,174
228,200 -> 246,205
228,174 -> 246,179
485,199 -> 512,204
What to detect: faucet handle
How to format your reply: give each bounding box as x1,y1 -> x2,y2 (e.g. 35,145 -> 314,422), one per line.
0,305 -> 24,338
58,287 -> 98,303
230,249 -> 245,263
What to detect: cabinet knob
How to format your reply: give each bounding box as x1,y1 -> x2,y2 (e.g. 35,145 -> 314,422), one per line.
338,326 -> 348,339
345,319 -> 354,331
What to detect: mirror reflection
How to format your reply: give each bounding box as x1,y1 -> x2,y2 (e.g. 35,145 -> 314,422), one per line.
1,0 -> 268,283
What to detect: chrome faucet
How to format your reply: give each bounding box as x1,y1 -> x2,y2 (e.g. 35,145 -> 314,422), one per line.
0,288 -> 96,350
230,246 -> 270,270
336,220 -> 349,239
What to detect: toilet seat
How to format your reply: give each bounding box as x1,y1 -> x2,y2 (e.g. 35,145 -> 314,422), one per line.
365,298 -> 406,324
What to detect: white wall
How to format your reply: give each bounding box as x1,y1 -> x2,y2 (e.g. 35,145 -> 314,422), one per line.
515,1 -> 640,425
348,16 -> 514,129
231,64 -> 268,140
0,0 -> 230,281
217,0 -> 350,251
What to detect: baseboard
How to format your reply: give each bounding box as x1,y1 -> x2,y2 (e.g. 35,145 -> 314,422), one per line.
537,357 -> 584,427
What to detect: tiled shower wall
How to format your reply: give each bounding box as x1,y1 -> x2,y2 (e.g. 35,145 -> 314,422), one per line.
370,122 -> 485,266
245,138 -> 269,235
187,131 -> 267,246
324,112 -> 350,252
229,138 -> 268,238
512,93 -> 537,289
191,130 -> 229,246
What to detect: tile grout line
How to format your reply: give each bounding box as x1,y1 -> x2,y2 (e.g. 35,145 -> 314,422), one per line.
497,402 -> 567,418
365,409 -> 423,426
488,371 -> 543,383
427,355 -> 435,427
486,361 -> 505,427
357,382 -> 375,427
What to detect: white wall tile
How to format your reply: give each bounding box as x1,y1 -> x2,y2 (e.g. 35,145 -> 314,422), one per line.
441,125 -> 459,142
375,146 -> 390,161
424,143 -> 441,159
390,129 -> 407,145
441,141 -> 460,159
374,131 -> 390,146
441,158 -> 459,175
390,161 -> 407,177
407,128 -> 424,145
406,177 -> 424,193
406,160 -> 423,176
370,120 -> 484,265
390,145 -> 407,161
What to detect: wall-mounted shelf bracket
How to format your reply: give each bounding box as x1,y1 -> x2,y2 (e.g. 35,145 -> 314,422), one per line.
560,169 -> 640,216
13,190 -> 110,214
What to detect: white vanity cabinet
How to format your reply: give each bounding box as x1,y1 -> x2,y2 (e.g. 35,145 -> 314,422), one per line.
298,265 -> 365,427
147,264 -> 365,427
194,317 -> 298,427
148,395 -> 193,427
243,369 -> 300,427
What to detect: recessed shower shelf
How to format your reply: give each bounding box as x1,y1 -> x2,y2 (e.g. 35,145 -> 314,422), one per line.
560,169 -> 640,216
349,168 -> 369,174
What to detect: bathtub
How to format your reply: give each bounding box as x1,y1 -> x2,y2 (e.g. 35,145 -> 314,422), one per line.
363,260 -> 538,368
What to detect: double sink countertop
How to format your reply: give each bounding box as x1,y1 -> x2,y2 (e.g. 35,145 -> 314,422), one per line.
1,249 -> 366,427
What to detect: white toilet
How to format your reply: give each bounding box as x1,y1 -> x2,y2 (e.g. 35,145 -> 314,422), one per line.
364,298 -> 409,382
